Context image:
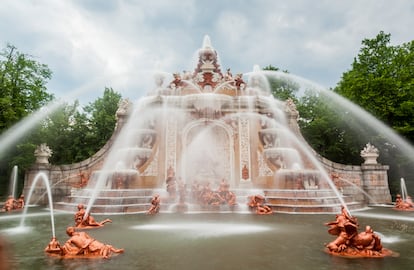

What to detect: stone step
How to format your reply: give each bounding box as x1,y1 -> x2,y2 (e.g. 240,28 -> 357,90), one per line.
54,188 -> 365,214
268,202 -> 364,214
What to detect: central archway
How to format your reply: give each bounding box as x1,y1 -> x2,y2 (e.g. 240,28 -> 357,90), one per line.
180,120 -> 235,187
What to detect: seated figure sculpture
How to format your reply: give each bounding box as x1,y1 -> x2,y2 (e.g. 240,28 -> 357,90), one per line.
74,204 -> 112,228
247,194 -> 273,215
147,194 -> 161,215
324,206 -> 396,258
2,196 -> 16,212
45,227 -> 124,259
394,194 -> 414,211
16,194 -> 25,209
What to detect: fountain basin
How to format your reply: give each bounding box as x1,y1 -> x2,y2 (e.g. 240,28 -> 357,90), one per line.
0,207 -> 413,270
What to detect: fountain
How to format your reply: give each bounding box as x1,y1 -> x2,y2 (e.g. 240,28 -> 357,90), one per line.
0,36 -> 413,268
21,36 -> 392,216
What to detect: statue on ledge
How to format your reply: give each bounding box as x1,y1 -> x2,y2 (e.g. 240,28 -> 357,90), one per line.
146,194 -> 161,215
394,194 -> 414,211
247,194 -> 273,215
74,204 -> 112,228
324,206 -> 397,258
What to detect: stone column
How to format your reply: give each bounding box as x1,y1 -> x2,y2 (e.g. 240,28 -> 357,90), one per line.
360,143 -> 392,204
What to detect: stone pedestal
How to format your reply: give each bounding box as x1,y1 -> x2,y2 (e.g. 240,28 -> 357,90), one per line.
361,164 -> 391,204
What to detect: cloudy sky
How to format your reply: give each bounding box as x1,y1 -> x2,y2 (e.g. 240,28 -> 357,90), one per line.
1,0 -> 413,104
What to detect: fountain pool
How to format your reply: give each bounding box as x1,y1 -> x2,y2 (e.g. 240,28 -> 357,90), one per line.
1,206 -> 414,270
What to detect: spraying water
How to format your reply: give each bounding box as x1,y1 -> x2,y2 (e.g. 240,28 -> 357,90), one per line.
400,178 -> 409,201
19,172 -> 56,238
8,165 -> 18,198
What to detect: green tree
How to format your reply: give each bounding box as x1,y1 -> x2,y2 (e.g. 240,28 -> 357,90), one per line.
0,44 -> 53,197
263,65 -> 299,101
297,90 -> 363,164
335,31 -> 414,142
83,87 -> 121,149
0,44 -> 53,131
27,88 -> 122,165
334,32 -> 414,194
39,101 -> 90,164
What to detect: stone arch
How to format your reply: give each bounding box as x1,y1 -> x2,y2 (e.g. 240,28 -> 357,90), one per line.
180,119 -> 235,187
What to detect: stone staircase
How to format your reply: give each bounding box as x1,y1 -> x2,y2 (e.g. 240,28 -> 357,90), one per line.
54,188 -> 365,215
264,189 -> 365,213
54,188 -> 156,214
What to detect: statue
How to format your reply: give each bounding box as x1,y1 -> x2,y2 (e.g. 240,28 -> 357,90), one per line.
394,194 -> 414,211
170,73 -> 184,92
217,180 -> 237,206
78,171 -> 89,188
324,206 -> 397,258
234,73 -> 245,90
200,182 -> 225,206
146,194 -> 161,215
166,166 -> 177,201
224,68 -> 233,81
45,227 -> 124,259
247,194 -> 273,215
2,194 -> 25,212
34,143 -> 53,164
360,142 -> 379,164
242,165 -> 249,180
116,99 -> 131,116
74,204 -> 112,228
140,134 -> 154,148
2,195 -> 16,212
16,194 -> 25,209
44,237 -> 62,254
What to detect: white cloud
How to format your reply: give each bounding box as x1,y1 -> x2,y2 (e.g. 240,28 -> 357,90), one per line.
0,0 -> 413,102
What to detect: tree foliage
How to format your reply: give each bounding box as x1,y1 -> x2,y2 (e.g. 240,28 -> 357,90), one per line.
296,90 -> 364,164
0,43 -> 122,196
263,65 -> 299,101
0,44 -> 53,132
333,31 -> 414,191
0,44 -> 53,197
83,87 -> 121,149
24,87 -> 122,165
335,31 -> 414,143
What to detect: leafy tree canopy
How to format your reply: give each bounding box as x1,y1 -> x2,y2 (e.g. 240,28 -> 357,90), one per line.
0,44 -> 53,132
335,31 -> 414,143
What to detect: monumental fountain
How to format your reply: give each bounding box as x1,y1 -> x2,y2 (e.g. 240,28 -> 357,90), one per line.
22,36 -> 391,216
0,36 -> 413,269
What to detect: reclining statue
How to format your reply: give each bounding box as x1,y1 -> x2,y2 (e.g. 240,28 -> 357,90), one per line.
45,227 -> 124,259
